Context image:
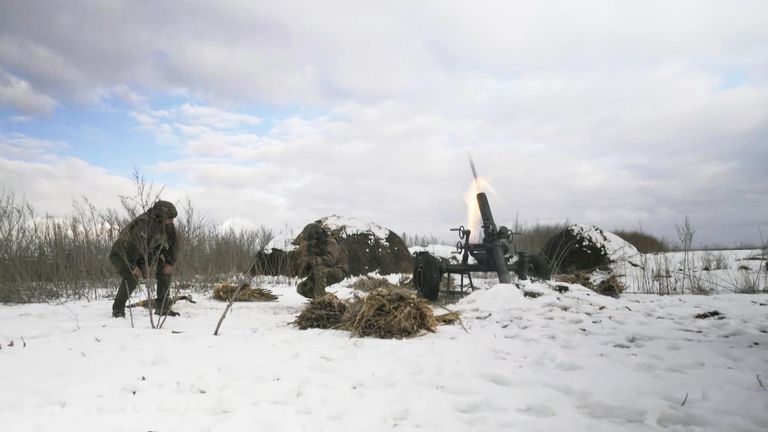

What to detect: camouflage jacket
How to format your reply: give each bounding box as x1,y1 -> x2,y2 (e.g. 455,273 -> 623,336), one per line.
110,208 -> 178,267
303,236 -> 349,274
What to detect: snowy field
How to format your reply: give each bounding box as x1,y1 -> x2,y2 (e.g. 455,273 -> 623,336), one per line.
619,249 -> 767,295
2,274 -> 767,431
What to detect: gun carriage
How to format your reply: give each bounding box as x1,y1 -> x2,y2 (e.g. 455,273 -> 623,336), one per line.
412,192 -> 549,300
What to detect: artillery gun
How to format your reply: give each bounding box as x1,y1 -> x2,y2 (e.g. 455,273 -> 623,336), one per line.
412,192 -> 550,300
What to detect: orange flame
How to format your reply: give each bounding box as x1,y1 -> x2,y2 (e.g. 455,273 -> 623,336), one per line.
464,177 -> 496,242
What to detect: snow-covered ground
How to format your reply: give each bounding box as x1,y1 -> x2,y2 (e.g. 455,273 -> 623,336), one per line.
2,275 -> 767,431
616,249 -> 766,295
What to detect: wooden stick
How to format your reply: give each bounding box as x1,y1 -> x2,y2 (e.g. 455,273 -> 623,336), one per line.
213,283 -> 248,336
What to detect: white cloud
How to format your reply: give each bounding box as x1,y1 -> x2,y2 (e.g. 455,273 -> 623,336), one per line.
2,1 -> 765,108
1,1 -> 767,245
177,104 -> 261,129
0,69 -> 57,115
0,143 -> 133,214
129,98 -> 767,245
0,133 -> 67,161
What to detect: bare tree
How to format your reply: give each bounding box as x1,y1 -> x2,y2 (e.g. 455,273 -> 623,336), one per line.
676,216 -> 695,293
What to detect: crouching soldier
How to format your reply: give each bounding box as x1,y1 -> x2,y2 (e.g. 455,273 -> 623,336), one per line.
109,200 -> 179,317
296,223 -> 349,299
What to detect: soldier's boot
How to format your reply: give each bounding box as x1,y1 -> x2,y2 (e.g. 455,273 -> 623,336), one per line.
112,278 -> 134,318
297,280 -> 313,299
155,297 -> 179,316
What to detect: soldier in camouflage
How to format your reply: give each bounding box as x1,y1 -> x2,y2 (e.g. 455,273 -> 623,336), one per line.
109,200 -> 179,317
296,223 -> 349,299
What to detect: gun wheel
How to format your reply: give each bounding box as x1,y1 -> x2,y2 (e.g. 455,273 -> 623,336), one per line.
528,253 -> 551,280
413,252 -> 442,301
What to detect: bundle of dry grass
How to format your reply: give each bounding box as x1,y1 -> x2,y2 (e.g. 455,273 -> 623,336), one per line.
212,282 -> 278,302
343,287 -> 437,339
350,276 -> 399,292
556,271 -> 593,288
434,311 -> 461,325
596,275 -> 625,298
294,293 -> 348,330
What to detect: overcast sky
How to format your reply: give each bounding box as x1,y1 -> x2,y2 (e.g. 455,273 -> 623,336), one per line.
1,0 -> 767,246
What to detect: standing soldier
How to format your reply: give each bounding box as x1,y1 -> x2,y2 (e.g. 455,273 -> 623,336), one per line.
296,223 -> 349,299
109,200 -> 179,317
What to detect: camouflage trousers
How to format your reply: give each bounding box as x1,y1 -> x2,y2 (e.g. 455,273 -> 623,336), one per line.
109,252 -> 172,312
297,265 -> 346,299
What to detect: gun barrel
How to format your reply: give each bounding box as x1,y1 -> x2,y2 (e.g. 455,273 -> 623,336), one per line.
476,192 -> 497,233
476,192 -> 511,283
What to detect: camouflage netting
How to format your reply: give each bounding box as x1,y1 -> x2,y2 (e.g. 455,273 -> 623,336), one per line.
293,293 -> 348,330
542,224 -> 641,274
251,216 -> 412,277
212,283 -> 278,302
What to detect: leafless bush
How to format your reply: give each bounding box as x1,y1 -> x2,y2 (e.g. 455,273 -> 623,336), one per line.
725,265 -> 765,293
401,232 -> 445,248
700,251 -> 728,271
676,216 -> 696,294
613,229 -> 669,253
0,186 -> 274,303
513,222 -> 569,254
0,191 -> 120,302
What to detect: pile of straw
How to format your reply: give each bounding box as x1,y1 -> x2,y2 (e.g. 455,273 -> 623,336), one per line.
343,287 -> 437,339
212,282 -> 278,302
293,293 -> 347,330
294,287 -> 459,338
350,276 -> 399,292
595,275 -> 625,298
433,311 -> 461,325
556,271 -> 593,288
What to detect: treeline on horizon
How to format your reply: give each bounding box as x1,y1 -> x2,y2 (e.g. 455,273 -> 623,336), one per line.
0,178 -> 276,302
0,181 -> 741,303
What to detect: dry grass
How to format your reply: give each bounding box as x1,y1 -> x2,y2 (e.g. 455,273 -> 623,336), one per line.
434,311 -> 461,325
595,275 -> 626,298
343,287 -> 437,339
350,275 -> 415,292
295,287 -> 441,338
212,282 -> 278,302
556,272 -> 593,289
350,276 -> 399,292
293,293 -> 348,330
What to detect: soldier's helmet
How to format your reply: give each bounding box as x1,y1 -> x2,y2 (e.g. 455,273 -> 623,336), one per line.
304,223 -> 329,241
498,226 -> 511,239
304,223 -> 323,241
151,200 -> 178,220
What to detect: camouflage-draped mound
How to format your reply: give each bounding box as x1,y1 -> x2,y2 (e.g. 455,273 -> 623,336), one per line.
250,216 -> 412,277
541,224 -> 641,274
